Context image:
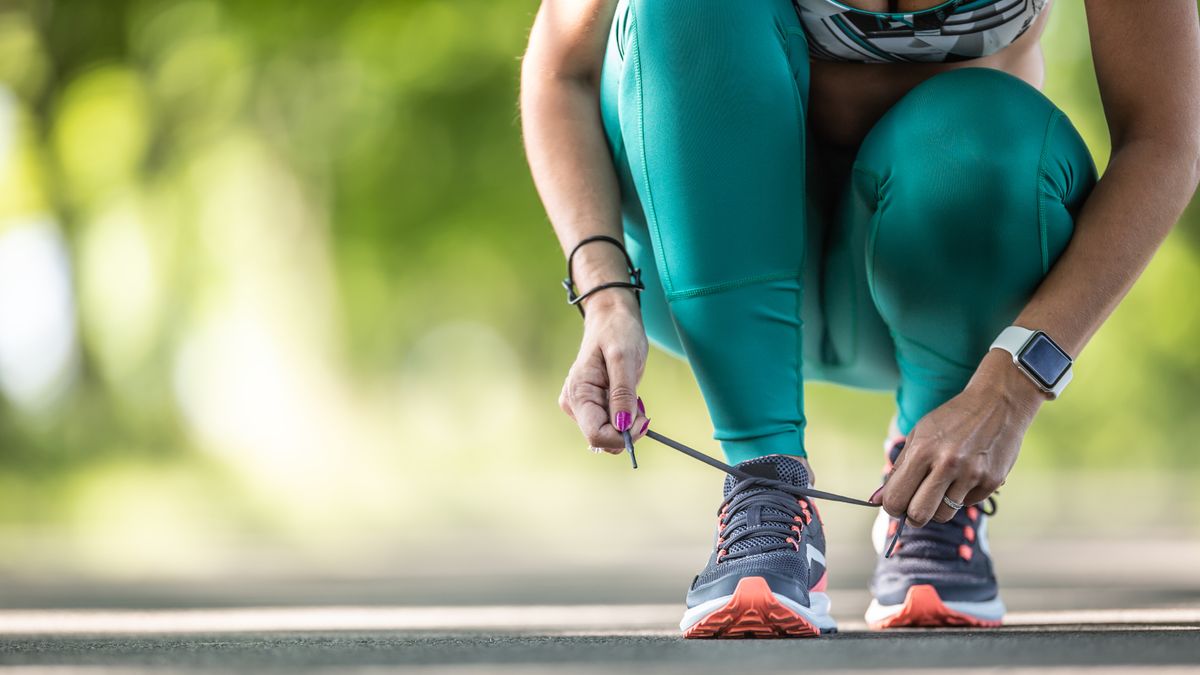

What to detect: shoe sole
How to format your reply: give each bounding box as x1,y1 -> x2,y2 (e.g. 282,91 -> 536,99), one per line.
680,577 -> 836,639
866,584 -> 1004,629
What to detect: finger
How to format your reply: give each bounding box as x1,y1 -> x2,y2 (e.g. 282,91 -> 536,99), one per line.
962,477 -> 1003,507
904,464 -> 952,527
604,346 -> 641,433
880,440 -> 931,520
600,409 -> 649,454
573,398 -> 626,450
929,478 -> 973,523
632,414 -> 651,440
907,469 -> 958,527
629,396 -> 650,440
565,368 -> 624,449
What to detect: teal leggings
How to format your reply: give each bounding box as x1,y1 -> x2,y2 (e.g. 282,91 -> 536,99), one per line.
599,0 -> 1097,463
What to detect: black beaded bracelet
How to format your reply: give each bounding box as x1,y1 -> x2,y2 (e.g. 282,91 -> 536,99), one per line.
562,235 -> 644,317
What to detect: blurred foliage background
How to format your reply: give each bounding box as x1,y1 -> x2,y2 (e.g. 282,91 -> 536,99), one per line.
0,0 -> 1195,584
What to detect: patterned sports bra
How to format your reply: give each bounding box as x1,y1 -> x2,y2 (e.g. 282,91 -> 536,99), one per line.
795,0 -> 1048,64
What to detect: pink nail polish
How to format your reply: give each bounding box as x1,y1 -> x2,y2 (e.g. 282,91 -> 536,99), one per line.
868,485 -> 884,504
638,418 -> 650,434
615,411 -> 632,432
637,397 -> 645,415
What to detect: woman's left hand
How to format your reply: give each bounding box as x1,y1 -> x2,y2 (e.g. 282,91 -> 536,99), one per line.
872,349 -> 1048,527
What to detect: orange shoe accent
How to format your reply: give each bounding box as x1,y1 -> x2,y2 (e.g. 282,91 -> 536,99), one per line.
684,577 -> 822,639
873,583 -> 1003,629
870,584 -> 1001,629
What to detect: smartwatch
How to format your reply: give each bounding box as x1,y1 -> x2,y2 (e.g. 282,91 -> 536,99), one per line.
989,326 -> 1074,399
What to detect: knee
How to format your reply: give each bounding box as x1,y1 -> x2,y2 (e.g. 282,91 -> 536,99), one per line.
860,68 -> 1096,272
859,69 -> 1097,339
870,68 -> 1055,146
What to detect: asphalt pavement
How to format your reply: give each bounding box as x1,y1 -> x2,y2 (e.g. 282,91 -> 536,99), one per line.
1,539 -> 1198,672
0,590 -> 1197,672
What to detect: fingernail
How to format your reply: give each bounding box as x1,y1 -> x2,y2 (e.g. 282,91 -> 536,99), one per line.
637,397 -> 645,415
615,411 -> 633,432
868,485 -> 884,504
638,418 -> 650,435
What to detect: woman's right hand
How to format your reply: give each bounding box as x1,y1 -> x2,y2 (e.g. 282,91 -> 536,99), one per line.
559,293 -> 651,453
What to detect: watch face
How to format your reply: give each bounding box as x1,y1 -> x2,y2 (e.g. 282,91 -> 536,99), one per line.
1018,332 -> 1072,389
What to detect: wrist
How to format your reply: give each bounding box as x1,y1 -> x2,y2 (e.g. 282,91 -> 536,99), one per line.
570,241 -> 633,291
563,234 -> 645,318
581,287 -> 641,317
971,348 -> 1048,415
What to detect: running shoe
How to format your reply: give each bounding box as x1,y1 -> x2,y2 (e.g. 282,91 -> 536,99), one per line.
680,454 -> 836,638
865,439 -> 1006,628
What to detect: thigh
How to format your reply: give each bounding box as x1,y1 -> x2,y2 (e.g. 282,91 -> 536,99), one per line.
597,0 -> 811,360
607,0 -> 811,296
598,0 -> 685,359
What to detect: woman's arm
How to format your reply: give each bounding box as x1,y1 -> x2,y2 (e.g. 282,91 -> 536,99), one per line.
1012,0 -> 1200,356
522,0 -> 623,293
879,0 -> 1200,526
521,0 -> 650,451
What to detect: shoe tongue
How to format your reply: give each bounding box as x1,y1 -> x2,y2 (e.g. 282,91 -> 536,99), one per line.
723,454 -> 810,498
720,455 -> 811,558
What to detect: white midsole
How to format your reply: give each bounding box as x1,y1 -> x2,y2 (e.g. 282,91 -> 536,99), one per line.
679,589 -> 836,632
864,593 -> 1006,625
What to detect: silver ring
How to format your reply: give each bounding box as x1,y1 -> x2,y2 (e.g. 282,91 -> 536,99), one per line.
942,495 -> 964,511
588,446 -> 603,454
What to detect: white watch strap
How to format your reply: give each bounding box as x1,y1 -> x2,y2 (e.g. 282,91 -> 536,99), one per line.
991,326 -> 1034,355
989,326 -> 1073,399
1051,363 -> 1074,398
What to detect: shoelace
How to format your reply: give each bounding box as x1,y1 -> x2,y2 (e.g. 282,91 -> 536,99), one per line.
717,478 -> 814,562
642,429 -> 905,558
885,497 -> 998,560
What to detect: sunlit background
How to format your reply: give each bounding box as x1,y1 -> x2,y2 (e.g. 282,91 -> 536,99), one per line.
0,0 -> 1196,594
